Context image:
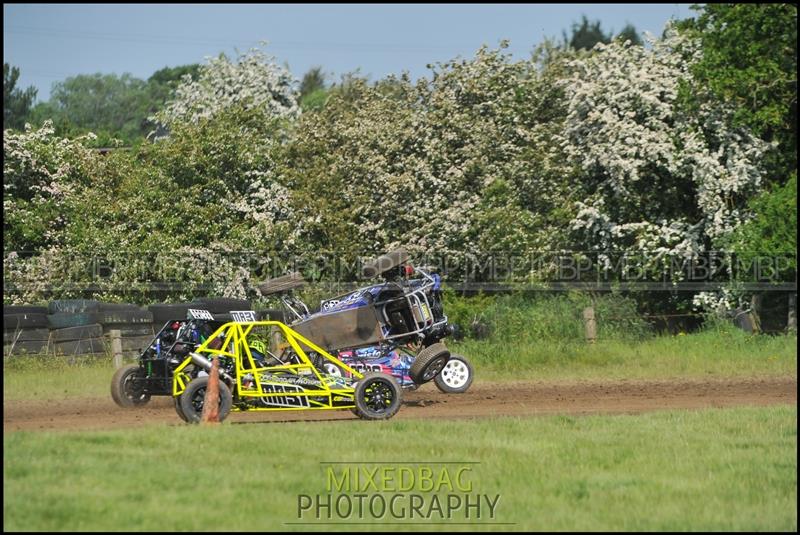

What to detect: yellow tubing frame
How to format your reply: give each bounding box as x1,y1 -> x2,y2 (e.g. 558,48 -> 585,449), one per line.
172,320 -> 365,412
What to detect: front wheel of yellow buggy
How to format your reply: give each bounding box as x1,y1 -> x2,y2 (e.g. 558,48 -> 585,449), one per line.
353,372 -> 402,420
174,396 -> 189,422
178,376 -> 233,424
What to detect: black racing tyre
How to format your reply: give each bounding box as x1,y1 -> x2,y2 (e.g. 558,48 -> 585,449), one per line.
4,340 -> 49,355
52,337 -> 107,356
433,353 -> 474,394
102,324 -> 155,337
120,335 -> 156,353
174,396 -> 189,422
5,313 -> 49,329
3,327 -> 50,343
409,342 -> 451,385
3,305 -> 47,315
362,249 -> 409,278
111,364 -> 152,407
178,376 -> 233,423
98,302 -> 141,311
99,308 -> 153,325
48,299 -> 102,314
352,372 -> 402,420
148,304 -> 192,326
50,323 -> 103,342
47,312 -> 102,329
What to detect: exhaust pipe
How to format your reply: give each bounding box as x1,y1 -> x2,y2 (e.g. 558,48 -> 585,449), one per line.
190,352 -> 234,383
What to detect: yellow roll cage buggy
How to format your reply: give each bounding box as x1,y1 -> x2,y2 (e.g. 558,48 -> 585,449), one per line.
172,320 -> 366,412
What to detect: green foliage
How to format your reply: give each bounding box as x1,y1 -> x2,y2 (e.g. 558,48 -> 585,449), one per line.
299,87 -> 329,111
284,45 -> 574,269
564,15 -> 611,50
3,63 -> 37,130
3,122 -> 100,252
677,4 -> 797,185
299,65 -> 326,99
444,291 -> 649,343
147,64 -> 201,88
25,64 -> 202,146
2,23 -> 795,312
726,172 -> 797,280
145,63 -> 201,115
29,73 -> 153,145
615,23 -> 642,46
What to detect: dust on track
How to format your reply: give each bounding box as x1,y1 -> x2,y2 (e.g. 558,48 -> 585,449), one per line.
4,375 -> 796,432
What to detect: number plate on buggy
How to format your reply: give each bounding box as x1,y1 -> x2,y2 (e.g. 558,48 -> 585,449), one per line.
187,309 -> 214,320
231,310 -> 257,322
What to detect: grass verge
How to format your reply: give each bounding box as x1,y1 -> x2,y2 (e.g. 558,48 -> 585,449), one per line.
454,327 -> 797,382
3,406 -> 796,531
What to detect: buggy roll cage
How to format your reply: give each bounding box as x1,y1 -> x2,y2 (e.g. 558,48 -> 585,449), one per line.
171,320 -> 365,411
275,265 -> 449,343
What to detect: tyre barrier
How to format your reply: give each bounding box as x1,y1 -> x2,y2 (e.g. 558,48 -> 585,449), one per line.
4,305 -> 48,315
5,313 -> 49,329
3,327 -> 50,343
148,304 -> 191,326
47,309 -> 154,330
192,297 -> 252,313
6,298 -> 257,358
102,324 -> 155,337
3,325 -> 50,356
3,339 -> 49,356
49,323 -> 104,342
51,337 -> 107,357
120,335 -> 156,354
47,299 -> 102,314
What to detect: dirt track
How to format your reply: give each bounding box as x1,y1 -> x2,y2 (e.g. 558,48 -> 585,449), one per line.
4,375 -> 796,432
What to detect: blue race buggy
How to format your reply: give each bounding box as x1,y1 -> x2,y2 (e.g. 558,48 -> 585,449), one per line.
257,249 -> 474,394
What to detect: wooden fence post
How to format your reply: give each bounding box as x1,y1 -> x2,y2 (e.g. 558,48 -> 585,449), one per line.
109,329 -> 123,369
749,294 -> 762,334
583,306 -> 597,344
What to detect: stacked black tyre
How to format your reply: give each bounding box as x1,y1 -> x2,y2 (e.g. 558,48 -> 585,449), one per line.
47,300 -> 154,358
4,306 -> 50,356
98,303 -> 154,356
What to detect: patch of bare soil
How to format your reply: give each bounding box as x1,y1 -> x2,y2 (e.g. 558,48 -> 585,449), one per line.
4,375 -> 795,432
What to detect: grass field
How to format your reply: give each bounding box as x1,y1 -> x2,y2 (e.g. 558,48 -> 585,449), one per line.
460,327 -> 797,381
4,314 -> 796,531
3,406 -> 796,531
3,327 -> 795,401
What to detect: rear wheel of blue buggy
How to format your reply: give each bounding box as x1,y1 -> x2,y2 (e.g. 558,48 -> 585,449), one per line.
434,354 -> 474,393
353,372 -> 402,420
409,342 -> 450,385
